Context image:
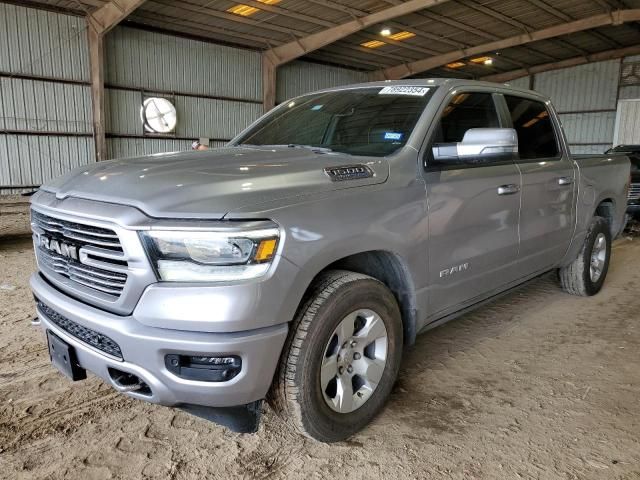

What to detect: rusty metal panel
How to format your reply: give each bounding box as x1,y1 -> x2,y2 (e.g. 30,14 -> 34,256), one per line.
276,61 -> 369,103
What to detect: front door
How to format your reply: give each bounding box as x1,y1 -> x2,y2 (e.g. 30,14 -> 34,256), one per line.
502,94 -> 576,272
424,91 -> 522,318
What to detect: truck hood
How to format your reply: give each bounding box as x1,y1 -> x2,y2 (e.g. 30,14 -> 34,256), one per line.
42,146 -> 389,219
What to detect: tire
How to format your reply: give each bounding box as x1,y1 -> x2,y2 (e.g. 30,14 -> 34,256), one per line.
269,270 -> 403,443
559,216 -> 611,296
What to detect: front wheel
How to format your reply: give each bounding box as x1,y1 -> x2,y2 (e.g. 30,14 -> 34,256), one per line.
269,270 -> 403,443
559,216 -> 611,296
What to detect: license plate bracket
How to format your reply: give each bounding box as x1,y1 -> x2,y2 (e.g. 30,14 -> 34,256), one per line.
47,330 -> 87,381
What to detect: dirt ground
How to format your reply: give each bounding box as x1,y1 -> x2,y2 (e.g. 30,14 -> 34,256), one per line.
0,196 -> 31,238
0,236 -> 639,480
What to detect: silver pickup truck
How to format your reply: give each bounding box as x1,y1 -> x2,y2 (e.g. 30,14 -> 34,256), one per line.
29,79 -> 629,442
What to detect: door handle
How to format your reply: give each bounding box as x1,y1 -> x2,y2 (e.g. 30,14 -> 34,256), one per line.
557,176 -> 573,186
497,184 -> 520,195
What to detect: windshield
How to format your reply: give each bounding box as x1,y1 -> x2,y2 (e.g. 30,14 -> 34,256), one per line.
234,86 -> 436,157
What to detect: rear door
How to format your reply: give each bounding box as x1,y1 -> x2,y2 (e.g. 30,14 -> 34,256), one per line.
501,94 -> 576,272
423,91 -> 522,318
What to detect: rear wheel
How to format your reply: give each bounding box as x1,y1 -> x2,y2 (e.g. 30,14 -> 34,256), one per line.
559,216 -> 611,296
270,270 -> 403,443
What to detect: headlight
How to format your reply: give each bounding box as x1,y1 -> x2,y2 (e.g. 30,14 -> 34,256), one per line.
140,228 -> 279,282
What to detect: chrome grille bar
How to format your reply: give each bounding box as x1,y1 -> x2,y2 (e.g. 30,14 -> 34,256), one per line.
38,247 -> 127,296
32,210 -> 122,250
32,208 -> 130,299
629,183 -> 640,200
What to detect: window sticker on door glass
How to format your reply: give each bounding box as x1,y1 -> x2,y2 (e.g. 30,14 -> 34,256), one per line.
379,86 -> 430,96
384,132 -> 403,140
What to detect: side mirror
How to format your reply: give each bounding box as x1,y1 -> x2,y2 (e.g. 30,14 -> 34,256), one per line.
432,128 -> 518,165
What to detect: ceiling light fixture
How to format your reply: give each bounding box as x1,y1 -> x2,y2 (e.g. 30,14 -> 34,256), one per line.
361,40 -> 386,48
446,61 -> 465,69
227,4 -> 260,16
470,56 -> 493,65
380,28 -> 391,36
227,0 -> 280,16
388,31 -> 415,41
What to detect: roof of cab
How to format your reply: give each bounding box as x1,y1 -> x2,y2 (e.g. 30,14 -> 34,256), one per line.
297,78 -> 550,102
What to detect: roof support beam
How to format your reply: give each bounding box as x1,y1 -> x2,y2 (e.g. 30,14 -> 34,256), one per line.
86,0 -> 146,161
375,9 -> 640,79
88,0 -> 147,35
481,44 -> 640,83
261,0 -> 452,111
264,0 -> 451,67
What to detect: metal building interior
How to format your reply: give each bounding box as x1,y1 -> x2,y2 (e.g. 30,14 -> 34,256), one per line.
1,0 -> 640,194
1,0 -> 640,478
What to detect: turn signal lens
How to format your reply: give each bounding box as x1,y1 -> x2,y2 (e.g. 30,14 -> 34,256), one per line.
254,238 -> 278,262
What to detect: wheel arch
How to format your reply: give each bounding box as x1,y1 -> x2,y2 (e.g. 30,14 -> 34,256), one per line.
313,250 -> 418,346
594,197 -> 617,237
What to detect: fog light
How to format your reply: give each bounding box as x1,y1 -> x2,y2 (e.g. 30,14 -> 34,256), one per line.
165,354 -> 241,382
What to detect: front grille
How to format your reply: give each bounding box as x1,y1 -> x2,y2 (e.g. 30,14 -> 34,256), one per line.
32,210 -> 128,298
629,183 -> 640,200
31,210 -> 123,250
37,300 -> 123,360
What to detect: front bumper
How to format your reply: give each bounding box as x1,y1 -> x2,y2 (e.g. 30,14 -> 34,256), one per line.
31,273 -> 288,408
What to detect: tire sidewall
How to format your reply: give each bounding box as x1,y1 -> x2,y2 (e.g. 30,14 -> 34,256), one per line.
294,278 -> 402,442
581,218 -> 611,295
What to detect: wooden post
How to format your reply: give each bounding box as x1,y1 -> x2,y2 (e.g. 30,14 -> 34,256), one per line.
262,54 -> 276,113
88,25 -> 107,162
85,0 -> 147,161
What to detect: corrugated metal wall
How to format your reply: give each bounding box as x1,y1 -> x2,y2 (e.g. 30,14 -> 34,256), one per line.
614,100 -> 640,145
0,4 -> 372,193
0,3 -> 93,193
104,27 -> 371,158
533,60 -> 620,154
104,26 -> 263,157
276,61 -> 369,103
619,55 -> 640,100
505,75 -> 531,91
3,3 -> 640,193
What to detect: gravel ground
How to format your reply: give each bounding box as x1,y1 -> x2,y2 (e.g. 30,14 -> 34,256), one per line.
0,236 -> 639,480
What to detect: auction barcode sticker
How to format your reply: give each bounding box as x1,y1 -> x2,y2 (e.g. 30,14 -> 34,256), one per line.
379,86 -> 430,96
